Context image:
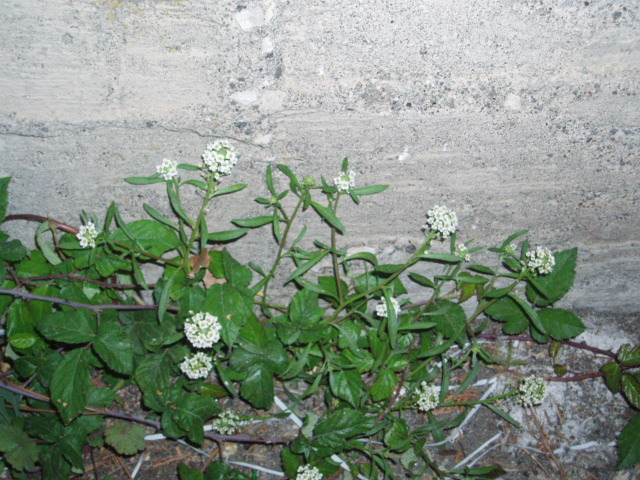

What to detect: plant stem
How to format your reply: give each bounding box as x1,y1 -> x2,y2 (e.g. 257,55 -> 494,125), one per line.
330,194 -> 345,303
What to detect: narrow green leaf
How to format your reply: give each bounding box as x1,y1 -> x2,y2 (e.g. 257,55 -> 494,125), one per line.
501,230 -> 528,249
467,264 -> 496,275
207,228 -> 249,242
310,201 -> 345,232
232,215 -> 274,228
349,185 -> 389,195
509,293 -> 546,335
345,251 -> 378,266
0,177 -> 10,223
158,269 -> 179,322
143,203 -> 178,229
177,163 -> 200,171
36,222 -> 62,265
485,403 -> 521,428
211,183 -> 247,198
124,175 -> 164,185
285,250 -> 329,284
167,181 -> 194,226
420,253 -> 464,263
277,164 -> 302,192
408,272 -> 436,289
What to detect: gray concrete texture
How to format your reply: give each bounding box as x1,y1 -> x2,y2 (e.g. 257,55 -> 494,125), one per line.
1,0 -> 638,313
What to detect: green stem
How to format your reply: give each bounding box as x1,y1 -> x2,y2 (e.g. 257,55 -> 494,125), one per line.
331,194 -> 345,303
325,233 -> 435,324
261,196 -> 305,314
443,389 -> 517,408
183,175 -> 218,270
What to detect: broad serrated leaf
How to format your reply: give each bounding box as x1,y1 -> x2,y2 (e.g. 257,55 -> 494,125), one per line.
93,319 -> 134,374
38,309 -> 98,344
622,373 -> 640,409
105,422 -> 147,455
329,370 -> 362,407
618,344 -> 640,367
0,425 -> 39,471
371,368 -> 397,402
538,308 -> 585,340
313,408 -> 374,449
526,248 -> 577,306
241,364 -> 274,409
174,393 -> 220,445
50,348 -> 91,423
616,413 -> 640,469
112,219 -> 181,257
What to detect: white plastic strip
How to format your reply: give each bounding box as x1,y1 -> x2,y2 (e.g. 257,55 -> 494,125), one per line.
130,453 -> 147,478
452,433 -> 502,469
228,461 -> 285,477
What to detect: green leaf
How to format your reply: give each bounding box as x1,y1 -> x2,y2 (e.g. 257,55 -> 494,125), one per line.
277,164 -> 302,192
143,203 -> 178,229
449,464 -> 507,479
93,319 -> 134,375
285,249 -> 329,284
384,419 -> 411,452
313,408 -> 374,449
36,222 -> 62,265
105,422 -> 147,455
421,253 -> 465,263
622,373 -> 640,409
467,264 -> 496,275
616,413 -> 640,469
222,249 -> 253,288
0,177 -> 10,223
371,368 -> 397,402
9,332 -> 39,349
241,363 -> 274,409
50,348 -> 91,422
486,296 -> 528,335
618,344 -> 640,367
112,219 -> 181,256
526,248 -> 577,306
202,283 -> 250,347
329,370 -> 362,407
0,425 -> 39,471
38,309 -> 98,344
174,393 -> 220,445
179,463 -> 204,480
177,163 -> 200,171
501,230 -> 528,249
345,251 -> 378,266
429,300 -> 466,343
207,228 -> 249,242
538,308 -> 585,340
0,239 -> 27,262
167,181 -> 194,226
509,293 -> 546,335
349,185 -> 389,195
310,201 -> 345,233
210,183 -> 247,198
408,272 -> 436,289
232,215 -> 274,228
124,175 -> 164,185
485,403 -> 521,428
184,179 -> 208,191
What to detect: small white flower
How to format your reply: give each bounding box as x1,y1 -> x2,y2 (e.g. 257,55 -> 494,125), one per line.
184,311 -> 222,348
156,158 -> 178,181
201,140 -> 238,178
518,376 -> 548,407
211,410 -> 244,435
416,381 -> 439,412
333,169 -> 356,193
424,205 -> 458,238
180,352 -> 213,380
296,465 -> 323,480
77,222 -> 98,248
376,297 -> 400,318
455,243 -> 471,261
525,246 -> 555,275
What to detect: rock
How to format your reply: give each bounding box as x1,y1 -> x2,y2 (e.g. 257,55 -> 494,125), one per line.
234,7 -> 265,32
230,89 -> 259,106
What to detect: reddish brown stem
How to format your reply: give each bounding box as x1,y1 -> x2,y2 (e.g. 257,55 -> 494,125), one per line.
4,214 -> 79,234
476,333 -> 616,358
8,273 -> 155,290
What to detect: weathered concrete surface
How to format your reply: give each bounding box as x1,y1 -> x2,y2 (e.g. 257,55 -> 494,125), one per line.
1,0 -> 639,312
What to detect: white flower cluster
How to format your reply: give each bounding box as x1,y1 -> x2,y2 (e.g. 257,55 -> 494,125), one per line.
424,205 -> 458,238
525,246 -> 555,275
416,381 -> 439,412
333,169 -> 355,192
455,243 -> 471,261
77,222 -> 98,248
296,465 -> 323,480
518,376 -> 548,407
180,352 -> 213,380
201,140 -> 238,180
184,311 -> 222,348
156,158 -> 178,181
211,410 -> 243,435
376,297 -> 400,318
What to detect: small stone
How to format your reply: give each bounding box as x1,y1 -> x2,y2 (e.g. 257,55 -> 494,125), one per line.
503,93 -> 522,111
230,89 -> 259,106
261,37 -> 274,54
253,133 -> 272,145
234,6 -> 265,32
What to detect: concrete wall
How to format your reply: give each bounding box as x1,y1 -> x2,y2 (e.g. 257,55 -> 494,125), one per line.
1,0 -> 638,312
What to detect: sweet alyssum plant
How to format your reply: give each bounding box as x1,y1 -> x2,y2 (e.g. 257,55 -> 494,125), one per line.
0,141 -> 638,480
